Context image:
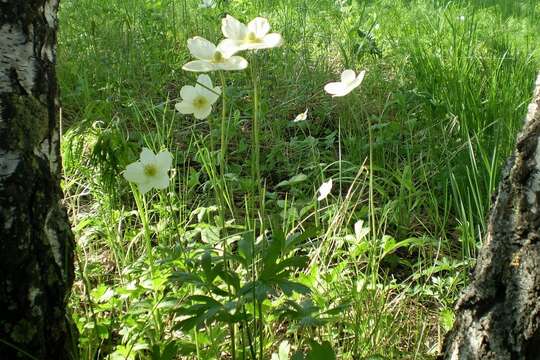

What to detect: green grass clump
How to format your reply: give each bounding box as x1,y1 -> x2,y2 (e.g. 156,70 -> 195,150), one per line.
58,0 -> 539,358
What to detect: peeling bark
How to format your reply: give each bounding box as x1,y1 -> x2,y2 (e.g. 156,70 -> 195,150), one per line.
0,1 -> 76,359
439,73 -> 540,359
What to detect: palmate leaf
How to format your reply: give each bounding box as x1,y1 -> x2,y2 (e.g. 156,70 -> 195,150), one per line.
168,271 -> 204,287
306,341 -> 335,360
285,227 -> 318,252
219,269 -> 241,292
173,295 -> 223,331
239,280 -> 275,302
278,299 -> 325,327
277,279 -> 311,296
260,255 -> 309,281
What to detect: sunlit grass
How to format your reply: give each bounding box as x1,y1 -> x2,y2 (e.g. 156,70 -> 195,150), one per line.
58,0 -> 539,358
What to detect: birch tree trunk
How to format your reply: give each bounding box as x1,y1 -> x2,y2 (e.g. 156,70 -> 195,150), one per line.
439,73 -> 540,359
0,1 -> 76,359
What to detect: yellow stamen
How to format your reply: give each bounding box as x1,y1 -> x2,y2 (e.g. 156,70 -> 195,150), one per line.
212,51 -> 224,63
143,164 -> 158,177
193,96 -> 208,109
247,32 -> 258,42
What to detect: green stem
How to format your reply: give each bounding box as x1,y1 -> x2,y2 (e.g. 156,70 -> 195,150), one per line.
218,72 -> 236,360
367,114 -> 378,287
219,71 -> 228,180
250,55 -> 261,212
133,188 -> 154,273
258,300 -> 264,360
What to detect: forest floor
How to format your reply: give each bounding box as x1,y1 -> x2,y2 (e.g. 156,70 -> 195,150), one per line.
58,0 -> 540,359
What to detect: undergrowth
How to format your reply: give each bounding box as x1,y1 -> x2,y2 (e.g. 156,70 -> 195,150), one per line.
58,0 -> 539,358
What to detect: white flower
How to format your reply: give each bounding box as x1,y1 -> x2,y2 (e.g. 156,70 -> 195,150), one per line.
354,220 -> 369,241
324,69 -> 366,97
271,341 -> 290,360
317,179 -> 333,201
175,74 -> 221,120
183,36 -> 248,72
124,148 -> 173,194
220,15 -> 283,52
293,108 -> 308,122
199,0 -> 215,8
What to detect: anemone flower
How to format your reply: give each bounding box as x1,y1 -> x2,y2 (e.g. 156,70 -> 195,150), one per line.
124,148 -> 173,194
183,36 -> 248,72
293,108 -> 308,122
220,15 -> 282,52
175,74 -> 221,119
199,0 -> 215,8
324,69 -> 366,97
354,220 -> 370,241
317,179 -> 333,201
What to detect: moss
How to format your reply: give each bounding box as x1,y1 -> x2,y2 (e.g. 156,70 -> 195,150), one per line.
10,319 -> 38,344
6,94 -> 48,151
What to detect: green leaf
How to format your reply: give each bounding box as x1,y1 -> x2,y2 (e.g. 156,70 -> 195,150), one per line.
278,280 -> 311,296
174,313 -> 206,331
219,270 -> 241,292
440,308 -> 455,332
306,341 -> 335,360
285,227 -> 318,251
238,232 -> 255,265
201,251 -> 216,282
160,342 -> 178,360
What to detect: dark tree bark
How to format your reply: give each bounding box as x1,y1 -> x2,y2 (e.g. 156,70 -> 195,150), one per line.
0,1 -> 76,359
439,73 -> 540,359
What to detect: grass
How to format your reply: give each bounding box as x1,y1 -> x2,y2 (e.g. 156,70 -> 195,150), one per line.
58,0 -> 539,358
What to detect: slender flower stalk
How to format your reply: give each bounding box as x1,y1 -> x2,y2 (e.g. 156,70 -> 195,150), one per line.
250,54 -> 262,209
219,71 -> 228,178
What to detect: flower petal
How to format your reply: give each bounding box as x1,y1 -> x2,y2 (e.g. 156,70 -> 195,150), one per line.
217,39 -> 243,57
187,37 -> 216,60
196,74 -> 213,89
341,69 -> 356,84
218,56 -> 248,71
183,60 -> 216,72
152,174 -> 170,190
260,33 -> 282,48
293,108 -> 308,122
317,179 -> 333,201
175,101 -> 195,114
324,81 -> 348,96
124,162 -> 146,183
199,0 -> 215,8
248,17 -> 271,38
180,85 -> 197,102
198,85 -> 221,104
193,105 -> 213,120
138,182 -> 153,195
156,150 -> 173,171
222,15 -> 248,40
348,70 -> 366,90
140,148 -> 155,165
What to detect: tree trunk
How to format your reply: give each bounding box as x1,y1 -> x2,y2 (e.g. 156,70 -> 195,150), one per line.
0,1 -> 76,359
439,73 -> 540,359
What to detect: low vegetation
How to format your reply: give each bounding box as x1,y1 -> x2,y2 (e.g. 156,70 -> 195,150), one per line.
58,0 -> 539,358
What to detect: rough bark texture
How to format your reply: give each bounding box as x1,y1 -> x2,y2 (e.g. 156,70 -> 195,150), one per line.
0,1 -> 77,359
439,73 -> 540,359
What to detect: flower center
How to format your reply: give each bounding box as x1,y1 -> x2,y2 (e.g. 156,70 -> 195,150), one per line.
143,164 -> 158,177
193,96 -> 208,109
246,31 -> 260,43
212,50 -> 225,63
